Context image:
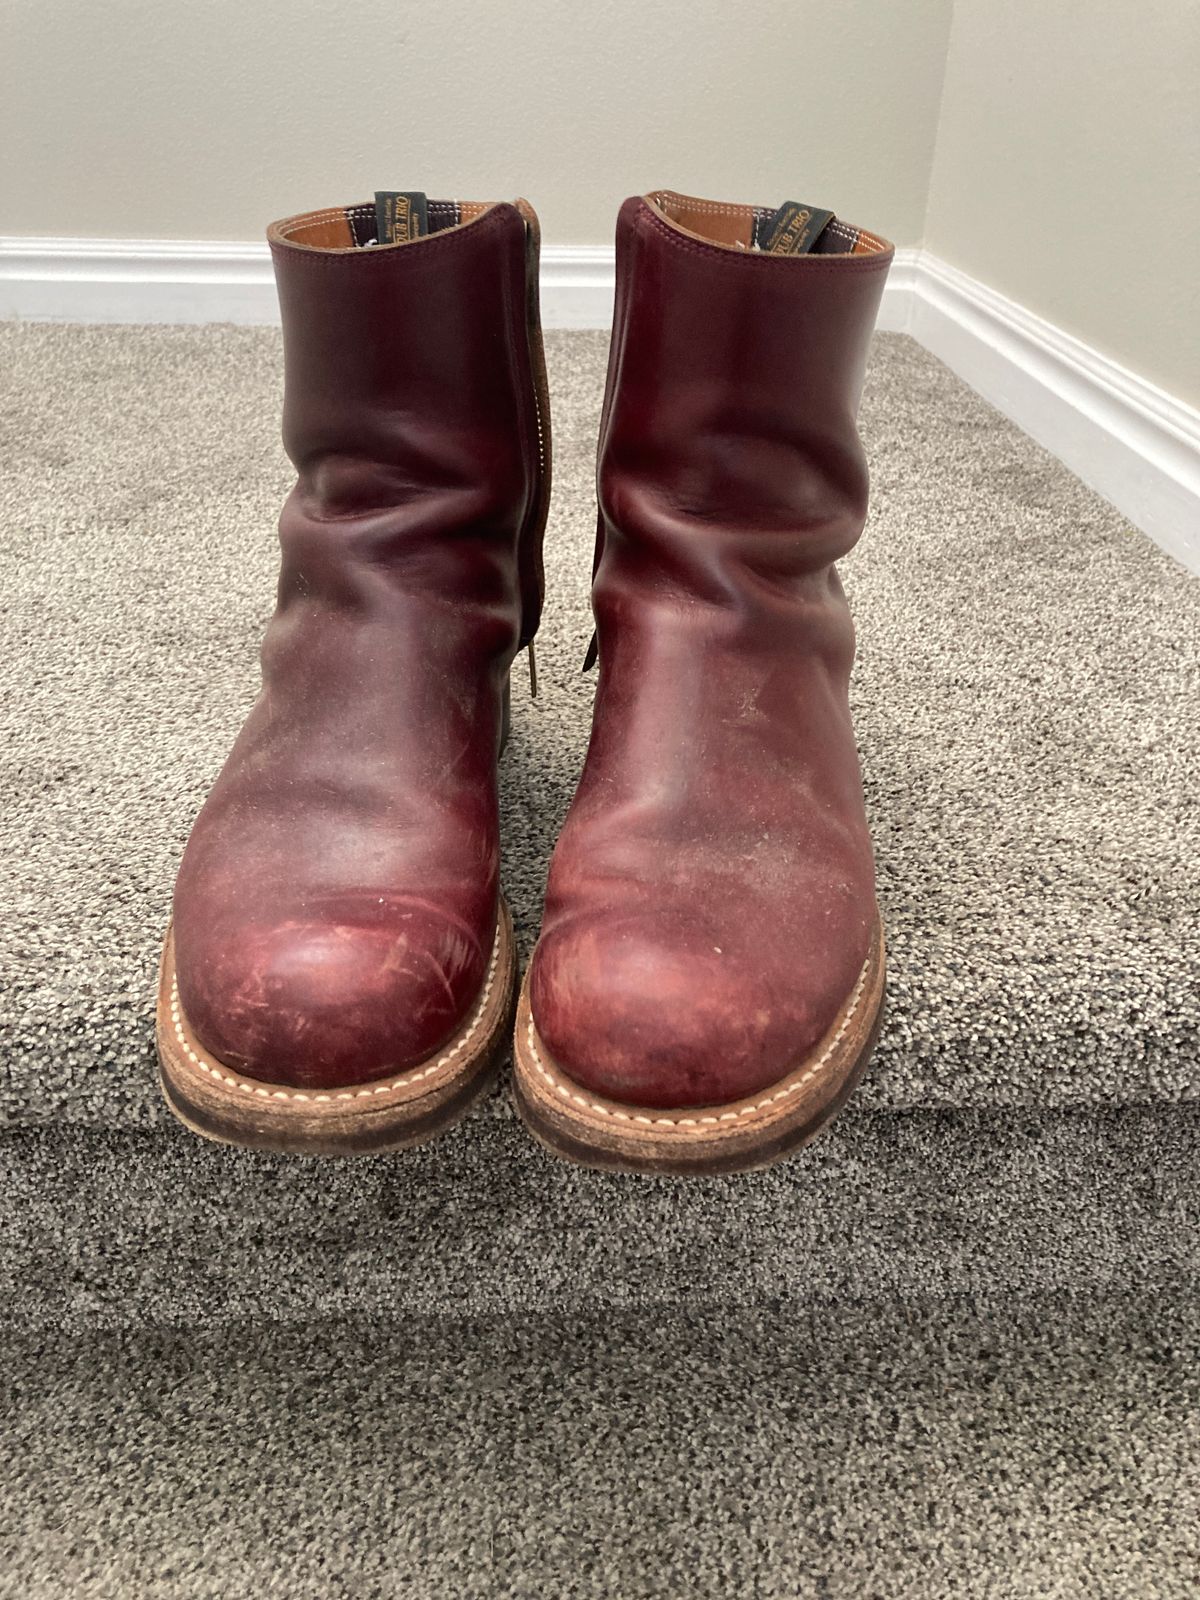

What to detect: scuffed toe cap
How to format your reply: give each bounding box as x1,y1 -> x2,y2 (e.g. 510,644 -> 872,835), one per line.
174,900 -> 489,1089
528,913 -> 851,1110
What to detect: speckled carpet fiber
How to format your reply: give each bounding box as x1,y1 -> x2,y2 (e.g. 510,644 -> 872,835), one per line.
4,1105 -> 1199,1330
1,323 -> 1198,1597
0,327 -> 1197,1124
7,1295 -> 1199,1600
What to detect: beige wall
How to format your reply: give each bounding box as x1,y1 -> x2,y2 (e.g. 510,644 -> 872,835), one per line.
925,0 -> 1200,406
3,0 -> 950,247
6,0 -> 1198,406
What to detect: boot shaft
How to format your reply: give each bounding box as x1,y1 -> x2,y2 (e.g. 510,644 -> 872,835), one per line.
267,196 -> 549,647
597,190 -> 892,578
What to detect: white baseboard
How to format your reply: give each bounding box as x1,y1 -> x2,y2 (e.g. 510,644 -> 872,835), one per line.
0,238 -> 280,326
540,246 -> 615,329
875,248 -> 921,335
0,236 -> 622,331
903,254 -> 1200,571
0,234 -> 916,332
2,235 -> 1196,569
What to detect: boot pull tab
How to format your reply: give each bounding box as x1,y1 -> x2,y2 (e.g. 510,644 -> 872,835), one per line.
373,191 -> 429,244
754,202 -> 834,254
581,631 -> 599,673
527,639 -> 538,699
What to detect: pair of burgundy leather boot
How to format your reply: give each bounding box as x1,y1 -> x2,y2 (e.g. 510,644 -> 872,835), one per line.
157,188 -> 892,1174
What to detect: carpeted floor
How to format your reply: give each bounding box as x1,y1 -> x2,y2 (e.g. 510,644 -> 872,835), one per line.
5,1105 -> 1199,1330
1,326 -> 1197,1126
7,1295 -> 1200,1600
1,323 -> 1198,1597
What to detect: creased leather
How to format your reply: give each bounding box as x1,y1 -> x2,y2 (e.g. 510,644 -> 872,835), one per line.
529,195 -> 892,1110
172,203 -> 543,1089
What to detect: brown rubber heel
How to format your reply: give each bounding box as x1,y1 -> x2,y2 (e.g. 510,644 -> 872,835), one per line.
512,910 -> 885,1176
156,900 -> 518,1157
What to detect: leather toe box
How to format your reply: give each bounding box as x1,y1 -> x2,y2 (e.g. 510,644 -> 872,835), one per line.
528,911 -> 862,1110
175,897 -> 490,1089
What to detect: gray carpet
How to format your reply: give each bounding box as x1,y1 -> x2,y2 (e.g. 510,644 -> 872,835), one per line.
2,323 -> 1198,1597
5,1105 -> 1198,1332
0,325 -> 1198,1127
7,1295 -> 1199,1599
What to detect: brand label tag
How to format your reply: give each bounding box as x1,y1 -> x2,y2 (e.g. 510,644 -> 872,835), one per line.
758,202 -> 834,254
374,191 -> 429,244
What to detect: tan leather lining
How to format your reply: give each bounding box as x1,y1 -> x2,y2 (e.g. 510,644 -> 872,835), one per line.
645,188 -> 890,257
268,192 -> 892,257
286,214 -> 356,249
268,200 -> 500,252
648,190 -> 757,250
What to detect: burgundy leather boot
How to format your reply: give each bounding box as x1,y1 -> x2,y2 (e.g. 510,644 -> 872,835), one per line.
157,193 -> 549,1154
513,189 -> 891,1174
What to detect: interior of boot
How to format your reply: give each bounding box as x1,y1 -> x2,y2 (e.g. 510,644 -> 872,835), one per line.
647,190 -> 888,256
274,196 -> 493,251
276,189 -> 887,256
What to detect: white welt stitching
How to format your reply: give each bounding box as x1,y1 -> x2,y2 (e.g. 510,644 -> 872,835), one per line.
525,958 -> 869,1129
651,193 -> 753,218
170,926 -> 501,1102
